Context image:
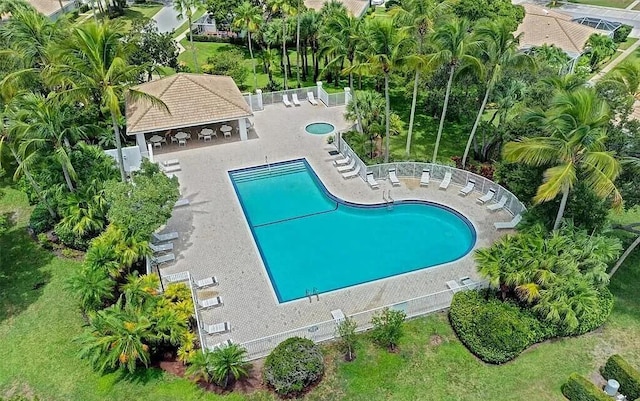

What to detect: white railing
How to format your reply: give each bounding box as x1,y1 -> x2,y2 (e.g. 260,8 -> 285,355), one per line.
317,85 -> 346,107
260,86 -> 317,107
160,271 -> 206,353
335,135 -> 367,180
242,92 -> 260,111
240,282 -> 484,361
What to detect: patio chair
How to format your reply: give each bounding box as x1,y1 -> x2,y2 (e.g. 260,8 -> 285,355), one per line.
195,276 -> 219,288
174,198 -> 190,208
151,252 -> 175,266
420,169 -> 430,186
477,188 -> 496,204
487,195 -> 508,211
366,172 -> 379,189
334,154 -> 351,166
388,168 -> 400,186
186,133 -> 192,140
153,141 -> 162,149
198,296 -> 223,309
446,280 -> 462,293
170,136 -> 178,144
292,93 -> 302,106
203,321 -> 230,335
460,276 -> 478,289
283,94 -> 293,107
207,339 -> 232,351
307,92 -> 318,105
178,138 -> 186,147
342,164 -> 360,179
153,231 -> 179,243
494,214 -> 522,230
459,179 -> 476,196
439,171 -> 452,190
337,159 -> 356,173
150,242 -> 173,254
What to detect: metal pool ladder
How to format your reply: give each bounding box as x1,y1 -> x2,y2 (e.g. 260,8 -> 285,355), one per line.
265,156 -> 271,174
382,190 -> 394,210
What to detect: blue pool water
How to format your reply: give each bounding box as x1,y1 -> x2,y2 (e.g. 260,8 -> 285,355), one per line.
229,159 -> 476,302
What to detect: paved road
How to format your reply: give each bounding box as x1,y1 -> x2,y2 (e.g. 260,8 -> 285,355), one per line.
152,4 -> 187,34
514,0 -> 640,37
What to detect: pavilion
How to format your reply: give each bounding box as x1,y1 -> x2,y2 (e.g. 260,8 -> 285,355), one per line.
126,73 -> 254,156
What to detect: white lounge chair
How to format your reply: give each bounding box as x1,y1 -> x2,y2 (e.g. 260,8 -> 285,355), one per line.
334,154 -> 350,166
420,169 -> 430,187
162,159 -> 179,167
388,168 -> 400,186
494,214 -> 522,230
292,93 -> 301,106
487,195 -> 508,211
439,171 -> 452,190
459,179 -> 476,196
342,165 -> 360,179
160,164 -> 181,173
198,296 -> 222,309
366,172 -> 379,189
283,94 -> 292,107
153,231 -> 179,243
207,339 -> 232,351
164,271 -> 189,283
446,280 -> 462,293
195,276 -> 219,288
174,198 -> 190,208
151,252 -> 175,265
307,92 -> 318,105
477,188 -> 496,204
460,276 -> 477,289
337,159 -> 356,173
203,322 -> 230,335
150,242 -> 173,253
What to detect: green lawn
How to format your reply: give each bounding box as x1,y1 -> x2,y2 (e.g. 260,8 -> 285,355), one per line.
1,185 -> 639,400
567,0 -> 635,8
172,8 -> 207,38
83,2 -> 164,31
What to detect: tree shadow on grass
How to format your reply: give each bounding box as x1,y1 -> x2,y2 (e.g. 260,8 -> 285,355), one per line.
0,223 -> 53,323
117,366 -> 165,385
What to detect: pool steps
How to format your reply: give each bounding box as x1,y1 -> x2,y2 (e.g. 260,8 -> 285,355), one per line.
231,161 -> 307,183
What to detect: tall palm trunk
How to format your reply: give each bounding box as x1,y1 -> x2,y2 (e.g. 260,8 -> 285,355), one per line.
384,72 -> 390,163
405,70 -> 420,157
609,234 -> 640,277
111,113 -> 127,182
553,187 -> 570,230
282,20 -> 288,90
349,72 -> 363,134
462,78 -> 492,168
432,64 -> 455,163
248,31 -> 257,90
10,147 -> 56,218
61,163 -> 75,192
188,13 -> 198,72
295,4 -> 301,87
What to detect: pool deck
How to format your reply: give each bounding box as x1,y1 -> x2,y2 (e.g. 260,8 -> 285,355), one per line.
155,102 -> 513,347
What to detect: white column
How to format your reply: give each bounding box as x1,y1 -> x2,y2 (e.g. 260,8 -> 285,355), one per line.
147,143 -> 154,163
255,89 -> 263,110
239,118 -> 248,141
136,133 -> 149,157
344,87 -> 351,105
316,81 -> 323,94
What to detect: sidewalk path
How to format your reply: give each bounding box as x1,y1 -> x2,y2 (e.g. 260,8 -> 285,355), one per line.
626,0 -> 639,9
590,39 -> 640,81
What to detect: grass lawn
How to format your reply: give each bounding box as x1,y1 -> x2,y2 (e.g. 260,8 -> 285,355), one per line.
617,37 -> 638,51
1,184 -> 639,400
566,0 -> 635,8
172,8 -> 207,38
82,2 -> 164,31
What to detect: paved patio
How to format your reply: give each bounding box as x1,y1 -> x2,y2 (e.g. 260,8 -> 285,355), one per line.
155,102 -> 513,347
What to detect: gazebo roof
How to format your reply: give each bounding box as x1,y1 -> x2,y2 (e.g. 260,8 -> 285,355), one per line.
126,73 -> 253,135
515,4 -> 604,58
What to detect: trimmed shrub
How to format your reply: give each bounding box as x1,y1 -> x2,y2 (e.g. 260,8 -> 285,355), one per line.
562,373 -> 610,401
263,337 -> 324,396
29,202 -> 56,234
570,288 -> 614,336
601,355 -> 640,399
371,308 -> 406,351
191,35 -> 244,45
449,290 -> 547,364
613,25 -> 632,43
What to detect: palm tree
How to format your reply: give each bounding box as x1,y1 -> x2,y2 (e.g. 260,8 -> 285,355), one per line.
461,19 -> 533,168
503,88 -> 622,230
233,2 -> 262,90
209,344 -> 250,389
57,184 -> 108,238
602,60 -> 640,100
121,272 -> 160,308
174,0 -> 202,72
532,44 -> 570,73
67,266 -> 116,312
269,0 -> 294,90
586,34 -> 616,71
185,350 -> 213,383
48,22 -> 166,182
390,0 -> 446,157
429,18 -> 481,163
9,94 -> 93,192
353,18 -> 408,163
293,0 -> 306,88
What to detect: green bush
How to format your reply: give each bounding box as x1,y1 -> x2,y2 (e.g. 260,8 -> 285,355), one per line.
601,355 -> 640,399
570,288 -> 614,336
29,202 -> 57,234
202,49 -> 248,89
54,223 -> 89,250
79,3 -> 90,12
562,373 -> 610,401
263,337 -> 324,396
613,25 -> 632,43
449,290 -> 548,364
191,35 -> 244,45
371,308 -> 406,351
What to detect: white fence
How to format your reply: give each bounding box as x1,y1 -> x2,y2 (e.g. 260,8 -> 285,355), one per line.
240,282 -> 484,361
247,83 -> 349,112
161,271 -> 207,352
260,87 -> 317,108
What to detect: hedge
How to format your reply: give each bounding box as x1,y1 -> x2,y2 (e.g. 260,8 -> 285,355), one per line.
448,290 -> 547,364
562,373 -> 610,401
191,34 -> 244,46
613,25 -> 632,43
601,355 -> 640,399
263,337 -> 324,396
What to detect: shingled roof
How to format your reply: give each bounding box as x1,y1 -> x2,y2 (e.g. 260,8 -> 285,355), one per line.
126,74 -> 253,135
304,0 -> 368,18
515,4 -> 604,58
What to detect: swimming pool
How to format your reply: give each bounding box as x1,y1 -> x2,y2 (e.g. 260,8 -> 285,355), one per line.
229,159 -> 476,302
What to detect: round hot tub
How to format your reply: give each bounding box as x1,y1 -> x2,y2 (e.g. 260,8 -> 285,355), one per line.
305,122 -> 335,135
